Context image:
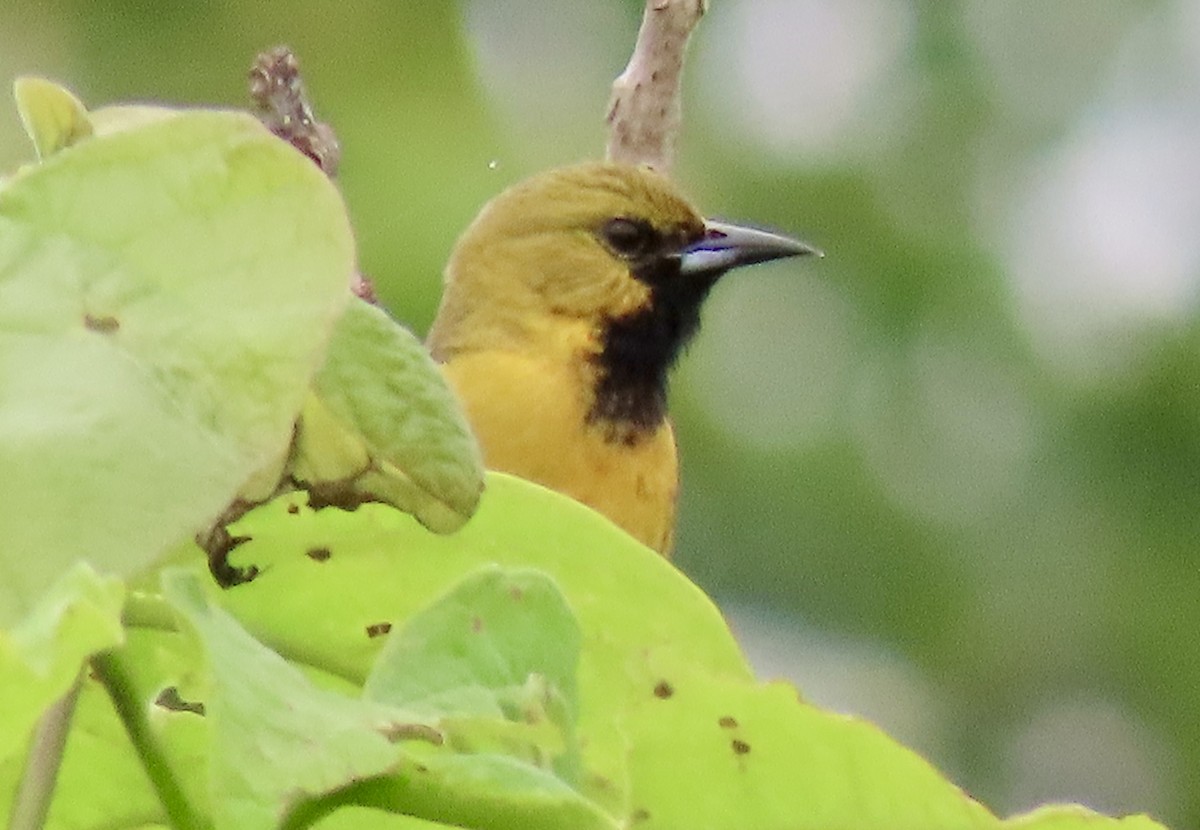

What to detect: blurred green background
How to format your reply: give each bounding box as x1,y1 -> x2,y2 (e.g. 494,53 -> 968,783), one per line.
2,1 -> 1196,826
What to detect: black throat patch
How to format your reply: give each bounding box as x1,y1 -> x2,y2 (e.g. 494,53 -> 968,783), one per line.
587,256 -> 719,444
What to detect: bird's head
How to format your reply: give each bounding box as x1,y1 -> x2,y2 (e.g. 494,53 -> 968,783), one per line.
429,162 -> 818,434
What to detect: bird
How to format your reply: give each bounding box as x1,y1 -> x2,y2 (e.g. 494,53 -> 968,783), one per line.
427,162 -> 818,555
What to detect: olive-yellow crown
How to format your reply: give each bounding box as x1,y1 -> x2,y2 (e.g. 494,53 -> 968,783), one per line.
428,162 -> 706,360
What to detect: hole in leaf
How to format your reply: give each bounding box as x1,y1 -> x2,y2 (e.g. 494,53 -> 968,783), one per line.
203,529 -> 258,588
365,622 -> 392,638
154,687 -> 206,716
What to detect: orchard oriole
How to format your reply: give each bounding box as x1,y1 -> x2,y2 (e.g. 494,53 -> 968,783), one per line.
428,162 -> 817,554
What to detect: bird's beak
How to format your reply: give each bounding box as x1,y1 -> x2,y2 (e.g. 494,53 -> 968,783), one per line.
678,220 -> 822,277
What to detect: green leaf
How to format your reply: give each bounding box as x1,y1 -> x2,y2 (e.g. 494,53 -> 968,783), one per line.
348,753 -> 617,830
623,674 -> 994,828
19,477 -> 1168,830
12,77 -> 93,160
184,473 -> 1165,830
0,105 -> 354,623
364,567 -> 582,776
164,474 -> 759,818
0,563 -> 123,764
311,807 -> 452,830
294,299 -> 484,533
161,565 -> 608,830
1003,807 -> 1165,830
161,568 -> 440,830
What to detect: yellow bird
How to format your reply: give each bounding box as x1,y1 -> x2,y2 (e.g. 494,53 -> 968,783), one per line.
428,162 -> 817,555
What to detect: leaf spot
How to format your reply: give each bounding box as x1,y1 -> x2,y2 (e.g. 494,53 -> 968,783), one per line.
471,615 -> 484,633
631,808 -> 651,823
377,722 -> 443,745
731,738 -> 751,756
305,546 -> 331,562
83,313 -> 119,334
365,621 -> 392,638
287,503 -> 301,515
653,680 -> 674,699
718,715 -> 738,729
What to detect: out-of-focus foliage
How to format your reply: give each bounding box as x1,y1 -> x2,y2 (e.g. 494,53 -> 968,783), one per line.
1,1 -> 1193,827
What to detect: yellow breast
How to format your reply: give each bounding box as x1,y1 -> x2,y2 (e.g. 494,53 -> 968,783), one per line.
440,350 -> 679,555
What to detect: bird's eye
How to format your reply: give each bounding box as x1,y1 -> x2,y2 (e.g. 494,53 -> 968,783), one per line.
601,217 -> 657,258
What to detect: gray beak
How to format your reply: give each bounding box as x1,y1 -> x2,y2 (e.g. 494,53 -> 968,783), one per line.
678,220 -> 822,277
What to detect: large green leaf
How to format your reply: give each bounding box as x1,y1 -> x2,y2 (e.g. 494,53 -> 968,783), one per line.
165,473 -> 1163,830
197,473 -> 748,817
3,475 -> 1169,829
0,93 -> 354,622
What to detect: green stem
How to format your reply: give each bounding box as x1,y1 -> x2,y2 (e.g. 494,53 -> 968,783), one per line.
91,649 -> 207,830
7,674 -> 82,830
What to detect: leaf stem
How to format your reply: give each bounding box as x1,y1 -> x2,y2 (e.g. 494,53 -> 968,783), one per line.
7,674 -> 82,830
92,649 -> 207,830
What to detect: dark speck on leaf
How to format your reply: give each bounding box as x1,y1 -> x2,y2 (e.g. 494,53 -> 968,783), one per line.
378,722 -> 442,745
732,739 -> 751,756
287,503 -> 300,515
306,546 -> 331,562
653,680 -> 674,699
83,313 -> 119,334
509,584 -> 524,601
631,808 -> 651,823
365,622 -> 392,638
471,615 -> 484,633
154,687 -> 205,716
718,716 -> 738,729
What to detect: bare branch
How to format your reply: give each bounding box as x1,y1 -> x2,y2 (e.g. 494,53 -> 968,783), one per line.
7,677 -> 82,830
248,46 -> 378,303
248,46 -> 340,177
605,0 -> 707,175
